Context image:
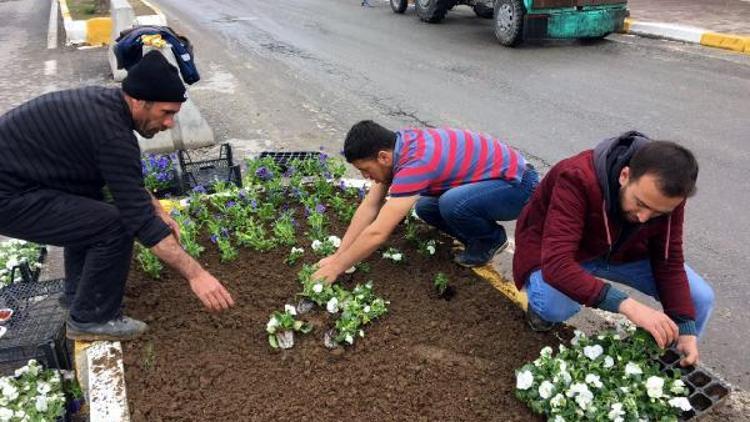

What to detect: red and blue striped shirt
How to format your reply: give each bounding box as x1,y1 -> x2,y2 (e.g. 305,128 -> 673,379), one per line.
389,128 -> 527,197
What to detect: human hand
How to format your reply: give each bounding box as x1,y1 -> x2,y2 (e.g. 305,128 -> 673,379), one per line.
676,335 -> 699,367
312,263 -> 340,285
189,271 -> 235,312
619,298 -> 679,348
317,254 -> 337,269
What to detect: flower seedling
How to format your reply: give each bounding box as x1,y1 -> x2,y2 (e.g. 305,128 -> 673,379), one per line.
433,272 -> 455,300
135,244 -> 163,279
310,236 -> 341,256
382,247 -> 405,263
419,239 -> 438,257
286,247 -> 305,266
515,328 -> 691,421
141,153 -> 176,196
0,359 -> 75,420
266,305 -> 313,349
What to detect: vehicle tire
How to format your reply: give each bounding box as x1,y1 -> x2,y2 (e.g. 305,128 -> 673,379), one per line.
473,2 -> 494,19
415,0 -> 453,23
391,0 -> 408,13
493,0 -> 524,46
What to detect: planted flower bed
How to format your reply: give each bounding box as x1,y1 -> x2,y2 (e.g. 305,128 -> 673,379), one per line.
122,154 -> 571,420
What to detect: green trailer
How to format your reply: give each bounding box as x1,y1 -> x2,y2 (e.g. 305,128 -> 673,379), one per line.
389,0 -> 629,46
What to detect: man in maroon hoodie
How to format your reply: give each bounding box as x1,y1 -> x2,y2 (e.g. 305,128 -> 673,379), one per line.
513,132 -> 714,366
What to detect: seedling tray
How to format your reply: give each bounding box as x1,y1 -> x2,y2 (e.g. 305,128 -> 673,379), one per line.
258,151 -> 322,173
178,143 -> 242,192
0,279 -> 72,375
657,347 -> 731,420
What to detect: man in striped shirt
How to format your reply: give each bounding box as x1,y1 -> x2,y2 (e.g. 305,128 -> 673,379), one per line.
313,120 -> 538,283
0,52 -> 234,341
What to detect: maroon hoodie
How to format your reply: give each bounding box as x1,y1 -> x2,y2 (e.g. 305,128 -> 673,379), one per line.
513,132 -> 696,323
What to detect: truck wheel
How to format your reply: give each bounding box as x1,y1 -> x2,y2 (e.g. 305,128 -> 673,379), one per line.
493,0 -> 524,46
473,3 -> 494,19
416,0 -> 452,23
391,0 -> 408,13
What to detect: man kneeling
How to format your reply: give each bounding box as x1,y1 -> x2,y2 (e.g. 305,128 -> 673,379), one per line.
513,131 -> 714,366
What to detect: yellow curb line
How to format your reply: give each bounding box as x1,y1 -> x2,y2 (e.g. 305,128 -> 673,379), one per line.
58,0 -> 112,46
622,17 -> 750,55
472,265 -> 528,312
701,32 -> 750,54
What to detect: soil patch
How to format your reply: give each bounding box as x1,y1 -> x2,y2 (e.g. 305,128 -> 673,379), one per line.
123,216 -> 571,421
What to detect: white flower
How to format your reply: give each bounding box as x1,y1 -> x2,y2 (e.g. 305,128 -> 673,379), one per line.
670,379 -> 686,394
0,408 -> 13,421
358,329 -> 365,337
668,397 -> 692,411
326,297 -> 339,314
391,253 -> 403,262
552,417 -> 565,422
619,386 -> 630,394
538,380 -> 555,399
14,365 -> 29,378
550,393 -> 566,408
36,382 -> 51,395
557,360 -> 567,372
585,374 -> 603,389
625,362 -> 643,376
566,383 -> 594,410
291,246 -> 304,254
363,305 -> 371,313
426,245 -> 436,255
345,334 -> 354,344
608,402 -> 626,421
540,346 -> 552,358
516,370 -> 534,390
1,383 -> 18,401
312,283 -> 324,294
646,376 -> 664,398
604,356 -> 615,368
266,316 -> 279,333
554,370 -> 572,386
583,344 -> 603,360
311,240 -> 322,251
571,330 -> 585,345
327,235 -> 341,248
35,395 -> 48,412
285,304 -> 297,315
558,344 -> 567,353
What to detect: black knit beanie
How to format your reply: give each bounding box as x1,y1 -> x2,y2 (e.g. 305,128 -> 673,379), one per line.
122,51 -> 187,103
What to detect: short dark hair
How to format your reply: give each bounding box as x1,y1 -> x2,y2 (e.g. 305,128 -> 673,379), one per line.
343,120 -> 396,163
629,141 -> 699,198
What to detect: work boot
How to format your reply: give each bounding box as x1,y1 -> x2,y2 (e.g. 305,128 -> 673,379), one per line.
66,315 -> 148,341
526,308 -> 558,332
454,238 -> 508,268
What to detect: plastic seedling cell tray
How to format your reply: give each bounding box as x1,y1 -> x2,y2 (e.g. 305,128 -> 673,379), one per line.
258,151 -> 322,174
0,279 -> 72,375
178,143 -> 242,192
657,346 -> 731,420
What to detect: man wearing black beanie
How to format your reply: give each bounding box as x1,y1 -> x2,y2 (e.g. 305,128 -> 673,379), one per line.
0,51 -> 234,341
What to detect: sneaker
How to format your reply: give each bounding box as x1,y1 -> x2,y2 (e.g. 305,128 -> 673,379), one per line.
525,307 -> 557,332
66,315 -> 148,341
453,239 -> 509,268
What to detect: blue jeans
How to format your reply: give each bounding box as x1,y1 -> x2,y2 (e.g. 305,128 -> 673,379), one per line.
525,259 -> 715,337
415,167 -> 539,251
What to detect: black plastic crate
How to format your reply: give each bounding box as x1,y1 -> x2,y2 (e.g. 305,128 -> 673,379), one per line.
178,143 -> 242,192
0,279 -> 72,375
258,151 -> 322,173
5,245 -> 47,285
656,347 -> 731,420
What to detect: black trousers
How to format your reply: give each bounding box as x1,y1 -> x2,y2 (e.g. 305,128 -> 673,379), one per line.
0,189 -> 133,323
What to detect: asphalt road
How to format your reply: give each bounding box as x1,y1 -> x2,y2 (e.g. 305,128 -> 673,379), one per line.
1,0 -> 748,389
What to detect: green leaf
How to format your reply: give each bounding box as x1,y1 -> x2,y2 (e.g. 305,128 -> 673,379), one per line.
268,334 -> 279,349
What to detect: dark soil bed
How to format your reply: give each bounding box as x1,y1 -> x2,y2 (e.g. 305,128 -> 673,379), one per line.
123,218 -> 571,421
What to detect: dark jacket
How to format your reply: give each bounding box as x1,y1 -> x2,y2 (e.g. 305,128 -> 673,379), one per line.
513,132 -> 696,331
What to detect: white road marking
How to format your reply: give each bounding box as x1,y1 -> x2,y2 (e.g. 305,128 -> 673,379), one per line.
48,0 -> 59,49
44,60 -> 57,76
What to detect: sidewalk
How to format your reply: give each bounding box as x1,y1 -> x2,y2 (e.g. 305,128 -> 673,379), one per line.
628,0 -> 750,36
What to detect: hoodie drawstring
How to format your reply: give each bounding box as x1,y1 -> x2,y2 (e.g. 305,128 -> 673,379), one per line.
602,201 -> 612,251
664,214 -> 671,260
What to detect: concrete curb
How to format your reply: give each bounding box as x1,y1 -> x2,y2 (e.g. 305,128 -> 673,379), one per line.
622,17 -> 750,55
58,0 -> 165,47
